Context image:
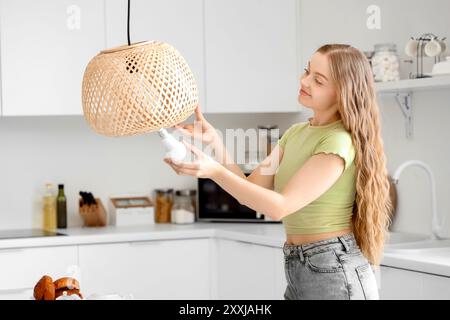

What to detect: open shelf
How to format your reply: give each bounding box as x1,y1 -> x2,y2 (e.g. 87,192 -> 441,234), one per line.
375,75 -> 450,94
375,75 -> 450,140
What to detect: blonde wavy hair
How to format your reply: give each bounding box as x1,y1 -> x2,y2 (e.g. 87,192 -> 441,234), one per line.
317,44 -> 393,266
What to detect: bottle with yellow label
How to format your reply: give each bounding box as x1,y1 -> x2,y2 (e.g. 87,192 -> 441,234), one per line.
43,183 -> 57,230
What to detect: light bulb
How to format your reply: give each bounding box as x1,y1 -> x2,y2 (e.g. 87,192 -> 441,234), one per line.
158,128 -> 187,162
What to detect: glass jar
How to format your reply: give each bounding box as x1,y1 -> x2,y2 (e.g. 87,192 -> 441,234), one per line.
371,43 -> 400,82
171,190 -> 196,224
154,188 -> 173,223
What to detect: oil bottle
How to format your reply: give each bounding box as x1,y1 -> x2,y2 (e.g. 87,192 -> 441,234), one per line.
43,183 -> 57,230
57,184 -> 67,228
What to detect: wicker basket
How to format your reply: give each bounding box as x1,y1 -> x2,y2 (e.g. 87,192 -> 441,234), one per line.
82,41 -> 199,137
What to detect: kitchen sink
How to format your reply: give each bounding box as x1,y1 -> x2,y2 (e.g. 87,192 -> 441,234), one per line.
385,245 -> 450,266
385,231 -> 429,245
386,239 -> 450,251
385,232 -> 450,253
384,237 -> 450,266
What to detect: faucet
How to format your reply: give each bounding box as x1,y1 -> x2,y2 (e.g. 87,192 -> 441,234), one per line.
392,160 -> 446,240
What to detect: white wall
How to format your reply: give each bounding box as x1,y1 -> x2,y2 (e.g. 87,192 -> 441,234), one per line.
380,91 -> 450,237
299,0 -> 450,79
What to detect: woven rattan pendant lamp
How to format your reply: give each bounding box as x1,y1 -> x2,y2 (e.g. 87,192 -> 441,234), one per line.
82,0 -> 198,160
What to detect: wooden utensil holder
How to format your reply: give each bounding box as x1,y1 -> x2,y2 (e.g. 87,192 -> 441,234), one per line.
79,198 -> 107,227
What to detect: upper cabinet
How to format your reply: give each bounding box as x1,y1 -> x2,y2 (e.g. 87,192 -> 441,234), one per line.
0,0 -> 300,116
104,0 -> 206,112
0,0 -> 105,116
204,0 -> 300,113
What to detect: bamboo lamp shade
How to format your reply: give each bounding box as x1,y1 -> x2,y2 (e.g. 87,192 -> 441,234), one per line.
82,41 -> 199,137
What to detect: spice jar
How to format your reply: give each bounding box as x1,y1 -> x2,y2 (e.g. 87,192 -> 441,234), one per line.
371,43 -> 400,82
154,189 -> 173,223
171,190 -> 196,224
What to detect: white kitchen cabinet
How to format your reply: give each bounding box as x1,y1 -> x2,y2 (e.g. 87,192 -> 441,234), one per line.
204,0 -> 300,113
0,0 -> 105,115
379,266 -> 423,299
213,239 -> 285,299
274,246 -> 288,299
0,246 -> 78,299
422,273 -> 450,300
380,266 -> 450,299
105,0 -> 206,112
0,0 -> 300,116
78,238 -> 211,299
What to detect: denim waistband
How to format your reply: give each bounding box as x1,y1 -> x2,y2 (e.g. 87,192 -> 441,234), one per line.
283,232 -> 357,259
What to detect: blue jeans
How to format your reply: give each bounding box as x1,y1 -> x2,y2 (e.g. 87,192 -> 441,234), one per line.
283,232 -> 379,300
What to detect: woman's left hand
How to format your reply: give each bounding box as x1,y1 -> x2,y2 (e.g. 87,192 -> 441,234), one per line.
163,141 -> 222,179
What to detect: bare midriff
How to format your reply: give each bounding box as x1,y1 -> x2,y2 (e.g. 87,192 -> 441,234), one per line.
286,228 -> 352,245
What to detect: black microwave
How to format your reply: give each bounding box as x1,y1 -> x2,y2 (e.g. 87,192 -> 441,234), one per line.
197,174 -> 281,223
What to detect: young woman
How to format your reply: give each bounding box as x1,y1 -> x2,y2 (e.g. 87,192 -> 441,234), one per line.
163,44 -> 393,300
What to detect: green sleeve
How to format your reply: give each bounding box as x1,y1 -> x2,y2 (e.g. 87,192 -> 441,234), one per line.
313,131 -> 356,171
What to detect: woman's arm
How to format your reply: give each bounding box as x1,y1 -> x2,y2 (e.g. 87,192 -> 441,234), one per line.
211,139 -> 247,179
246,144 -> 283,189
174,104 -> 248,181
164,142 -> 345,221
211,152 -> 345,221
214,142 -> 284,190
173,105 -> 284,188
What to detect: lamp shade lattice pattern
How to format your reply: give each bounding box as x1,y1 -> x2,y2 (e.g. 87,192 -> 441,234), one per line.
82,41 -> 199,137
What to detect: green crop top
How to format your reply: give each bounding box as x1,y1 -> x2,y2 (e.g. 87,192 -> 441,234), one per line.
274,118 -> 356,235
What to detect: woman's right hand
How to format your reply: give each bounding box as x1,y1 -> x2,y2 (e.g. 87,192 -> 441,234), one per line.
174,105 -> 220,147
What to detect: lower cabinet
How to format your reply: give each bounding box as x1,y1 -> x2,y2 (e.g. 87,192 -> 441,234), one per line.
211,239 -> 286,300
380,266 -> 450,299
3,240 -> 450,300
0,246 -> 78,299
422,273 -> 450,299
78,238 -> 211,299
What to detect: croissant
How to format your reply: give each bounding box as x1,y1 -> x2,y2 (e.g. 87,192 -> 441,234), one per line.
34,275 -> 83,300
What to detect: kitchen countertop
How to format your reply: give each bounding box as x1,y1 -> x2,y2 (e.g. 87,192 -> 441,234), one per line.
0,222 -> 449,277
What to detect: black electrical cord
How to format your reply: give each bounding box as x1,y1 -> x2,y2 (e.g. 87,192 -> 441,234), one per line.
127,0 -> 131,45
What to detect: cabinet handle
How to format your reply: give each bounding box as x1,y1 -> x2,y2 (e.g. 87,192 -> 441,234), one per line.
128,240 -> 163,246
234,240 -> 256,246
0,248 -> 26,253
